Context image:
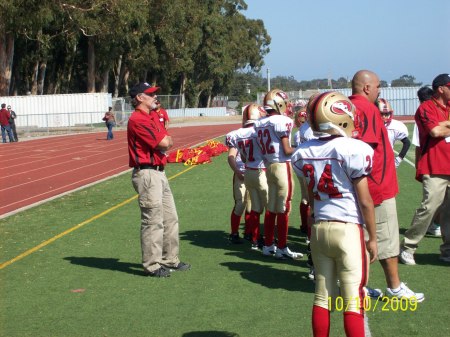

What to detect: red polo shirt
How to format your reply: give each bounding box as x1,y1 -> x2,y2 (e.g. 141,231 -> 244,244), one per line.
415,98 -> 450,179
152,107 -> 169,129
127,109 -> 168,167
350,94 -> 398,205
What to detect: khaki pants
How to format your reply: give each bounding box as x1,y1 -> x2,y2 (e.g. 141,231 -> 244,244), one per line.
402,175 -> 450,256
132,168 -> 180,273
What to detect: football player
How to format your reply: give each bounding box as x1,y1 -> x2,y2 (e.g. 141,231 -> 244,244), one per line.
376,98 -> 411,168
225,104 -> 267,247
253,89 -> 302,259
292,91 -> 378,337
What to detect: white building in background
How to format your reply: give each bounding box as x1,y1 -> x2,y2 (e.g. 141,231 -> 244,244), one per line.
0,93 -> 111,128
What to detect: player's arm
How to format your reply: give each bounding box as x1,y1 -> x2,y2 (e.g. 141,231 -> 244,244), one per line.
280,137 -> 294,156
227,147 -> 244,181
395,136 -> 411,168
353,176 -> 377,263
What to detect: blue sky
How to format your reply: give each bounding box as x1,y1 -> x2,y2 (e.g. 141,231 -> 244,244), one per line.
243,0 -> 450,85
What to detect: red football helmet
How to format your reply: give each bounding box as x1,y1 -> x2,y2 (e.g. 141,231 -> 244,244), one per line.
307,91 -> 357,137
294,108 -> 307,128
377,98 -> 393,126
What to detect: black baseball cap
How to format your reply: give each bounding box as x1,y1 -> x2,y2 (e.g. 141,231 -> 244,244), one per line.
129,82 -> 160,98
432,74 -> 450,90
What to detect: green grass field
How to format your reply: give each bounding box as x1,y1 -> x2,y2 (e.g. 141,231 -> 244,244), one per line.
1,126 -> 449,337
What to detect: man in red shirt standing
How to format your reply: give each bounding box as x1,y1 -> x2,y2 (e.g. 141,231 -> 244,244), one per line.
400,74 -> 450,264
127,82 -> 190,277
153,100 -> 170,129
0,103 -> 14,143
350,70 -> 424,302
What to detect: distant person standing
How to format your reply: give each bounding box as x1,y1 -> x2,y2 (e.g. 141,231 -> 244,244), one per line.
376,98 -> 411,168
127,82 -> 190,277
153,100 -> 169,129
103,107 -> 116,140
0,103 -> 14,143
7,105 -> 18,142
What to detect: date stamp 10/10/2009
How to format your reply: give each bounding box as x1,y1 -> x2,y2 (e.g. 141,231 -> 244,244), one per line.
328,296 -> 419,312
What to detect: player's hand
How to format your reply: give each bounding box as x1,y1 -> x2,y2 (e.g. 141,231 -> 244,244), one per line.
236,172 -> 244,181
366,239 -> 378,264
394,156 -> 402,168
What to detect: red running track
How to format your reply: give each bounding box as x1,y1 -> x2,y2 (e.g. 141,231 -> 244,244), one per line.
0,124 -> 239,218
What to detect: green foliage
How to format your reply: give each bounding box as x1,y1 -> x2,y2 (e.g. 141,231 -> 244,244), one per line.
1,0 -> 271,105
391,74 -> 422,87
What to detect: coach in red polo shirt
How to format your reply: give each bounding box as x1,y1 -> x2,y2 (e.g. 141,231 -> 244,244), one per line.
127,82 -> 190,278
401,73 -> 450,264
350,70 -> 424,302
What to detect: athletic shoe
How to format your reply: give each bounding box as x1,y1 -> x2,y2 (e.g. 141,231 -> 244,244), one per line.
427,223 -> 441,237
145,266 -> 171,278
439,255 -> 450,263
250,237 -> 265,250
262,244 -> 277,256
274,246 -> 303,260
399,249 -> 416,265
365,286 -> 384,300
165,262 -> 191,272
386,282 -> 425,302
229,233 -> 243,244
308,267 -> 315,280
243,233 -> 252,241
306,252 -> 314,268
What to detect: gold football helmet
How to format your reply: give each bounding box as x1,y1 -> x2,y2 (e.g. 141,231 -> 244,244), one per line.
242,103 -> 267,126
307,91 -> 357,137
263,89 -> 291,115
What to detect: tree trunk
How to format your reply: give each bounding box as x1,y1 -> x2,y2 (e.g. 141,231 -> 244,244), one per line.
0,32 -> 14,95
87,37 -> 96,93
206,94 -> 212,108
37,60 -> 47,95
122,67 -> 130,96
30,60 -> 39,94
99,69 -> 109,92
113,54 -> 122,98
179,73 -> 187,108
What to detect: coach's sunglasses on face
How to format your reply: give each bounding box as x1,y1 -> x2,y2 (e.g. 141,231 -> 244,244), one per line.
381,112 -> 392,117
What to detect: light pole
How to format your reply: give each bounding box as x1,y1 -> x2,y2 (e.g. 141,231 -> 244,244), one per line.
267,68 -> 271,92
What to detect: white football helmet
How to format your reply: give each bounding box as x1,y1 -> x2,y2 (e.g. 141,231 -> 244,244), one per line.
376,98 -> 393,126
242,104 -> 267,126
307,91 -> 357,137
263,89 -> 292,116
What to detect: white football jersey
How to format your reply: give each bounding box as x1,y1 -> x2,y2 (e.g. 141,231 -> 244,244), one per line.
411,123 -> 420,147
294,121 -> 317,147
226,126 -> 265,169
292,136 -> 374,224
253,114 -> 294,163
385,119 -> 408,149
